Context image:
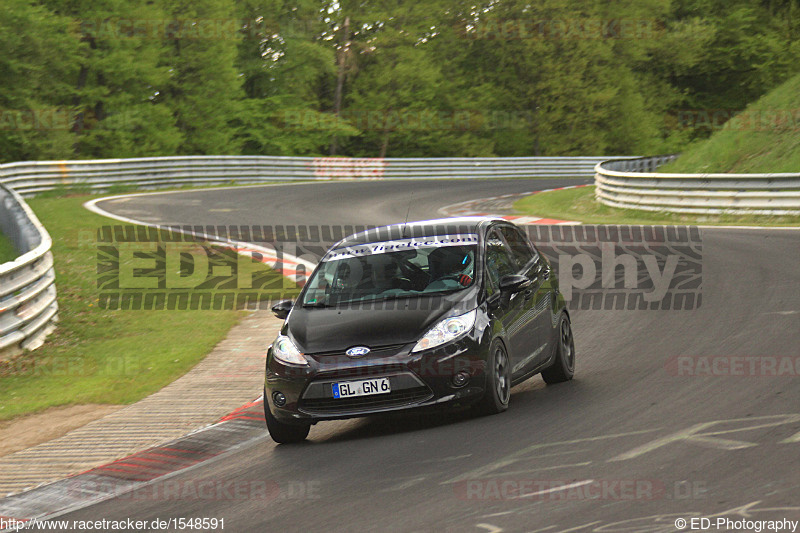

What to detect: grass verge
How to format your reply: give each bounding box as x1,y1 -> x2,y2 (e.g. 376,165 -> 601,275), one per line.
0,231 -> 17,264
661,73 -> 800,173
33,179 -> 302,199
514,185 -> 800,226
0,194 -> 298,421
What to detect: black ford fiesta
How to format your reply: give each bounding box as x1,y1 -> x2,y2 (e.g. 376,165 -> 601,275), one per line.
264,217 -> 575,443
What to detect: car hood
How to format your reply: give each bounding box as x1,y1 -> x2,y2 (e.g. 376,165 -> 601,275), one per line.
285,292 -> 477,354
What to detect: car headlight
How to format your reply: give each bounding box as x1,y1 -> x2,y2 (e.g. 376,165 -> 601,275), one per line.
412,309 -> 477,353
272,335 -> 308,366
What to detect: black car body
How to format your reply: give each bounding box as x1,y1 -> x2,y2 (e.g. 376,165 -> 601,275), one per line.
264,217 -> 575,443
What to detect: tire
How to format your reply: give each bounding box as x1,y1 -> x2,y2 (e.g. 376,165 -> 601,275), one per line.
542,313 -> 575,384
475,340 -> 511,415
264,401 -> 310,444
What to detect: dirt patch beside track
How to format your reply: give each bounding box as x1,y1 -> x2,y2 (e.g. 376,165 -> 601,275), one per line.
0,405 -> 123,458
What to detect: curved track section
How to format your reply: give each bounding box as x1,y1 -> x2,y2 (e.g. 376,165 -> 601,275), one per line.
49,180 -> 800,531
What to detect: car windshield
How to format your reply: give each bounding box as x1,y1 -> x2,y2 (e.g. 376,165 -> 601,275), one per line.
302,236 -> 478,306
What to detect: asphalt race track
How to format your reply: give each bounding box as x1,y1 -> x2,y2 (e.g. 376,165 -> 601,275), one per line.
65,179 -> 800,532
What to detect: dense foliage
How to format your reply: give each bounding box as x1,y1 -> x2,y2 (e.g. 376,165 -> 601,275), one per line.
1,0 -> 798,162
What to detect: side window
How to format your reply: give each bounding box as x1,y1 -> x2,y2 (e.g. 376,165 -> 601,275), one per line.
484,229 -> 518,295
500,226 -> 535,269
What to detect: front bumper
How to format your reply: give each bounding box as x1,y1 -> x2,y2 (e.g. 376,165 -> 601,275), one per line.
265,335 -> 490,422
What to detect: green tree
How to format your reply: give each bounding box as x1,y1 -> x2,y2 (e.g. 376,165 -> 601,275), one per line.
232,0 -> 357,155
34,0 -> 185,158
164,0 -> 244,155
0,0 -> 78,162
3,0 -> 800,161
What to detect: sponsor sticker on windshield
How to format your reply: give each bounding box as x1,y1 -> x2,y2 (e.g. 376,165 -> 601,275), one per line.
324,234 -> 479,261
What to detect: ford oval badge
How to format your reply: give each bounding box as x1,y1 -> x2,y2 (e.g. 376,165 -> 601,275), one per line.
346,346 -> 370,358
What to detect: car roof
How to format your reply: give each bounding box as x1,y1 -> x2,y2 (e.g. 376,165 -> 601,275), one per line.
334,216 -> 507,248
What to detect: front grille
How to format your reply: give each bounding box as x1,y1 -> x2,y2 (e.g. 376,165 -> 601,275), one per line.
307,343 -> 408,358
299,386 -> 432,415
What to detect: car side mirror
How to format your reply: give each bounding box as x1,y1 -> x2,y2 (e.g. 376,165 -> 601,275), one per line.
271,300 -> 293,320
499,274 -> 531,294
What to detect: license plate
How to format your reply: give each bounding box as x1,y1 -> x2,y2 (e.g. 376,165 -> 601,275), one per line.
332,378 -> 391,399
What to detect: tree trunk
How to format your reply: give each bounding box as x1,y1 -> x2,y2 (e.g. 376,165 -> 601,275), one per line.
330,16 -> 350,156
379,132 -> 389,158
72,36 -> 97,156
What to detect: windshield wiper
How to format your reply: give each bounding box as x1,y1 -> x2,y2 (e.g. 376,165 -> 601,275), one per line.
337,290 -> 461,305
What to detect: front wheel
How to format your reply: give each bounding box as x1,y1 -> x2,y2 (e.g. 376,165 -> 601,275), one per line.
474,340 -> 511,415
264,402 -> 310,444
541,313 -> 575,384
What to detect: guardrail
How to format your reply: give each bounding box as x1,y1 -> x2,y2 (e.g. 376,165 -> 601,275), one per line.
0,183 -> 58,358
595,156 -> 800,215
0,155 -> 634,197
0,154 -> 633,356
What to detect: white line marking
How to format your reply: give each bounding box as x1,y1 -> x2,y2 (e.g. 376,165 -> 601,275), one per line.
380,476 -> 428,492
780,432 -> 800,443
524,526 -> 558,533
443,428 -> 659,484
420,454 -> 473,464
84,193 -> 317,283
481,511 -> 521,519
518,461 -> 593,473
521,449 -> 588,460
609,414 -> 800,462
550,521 -> 602,533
